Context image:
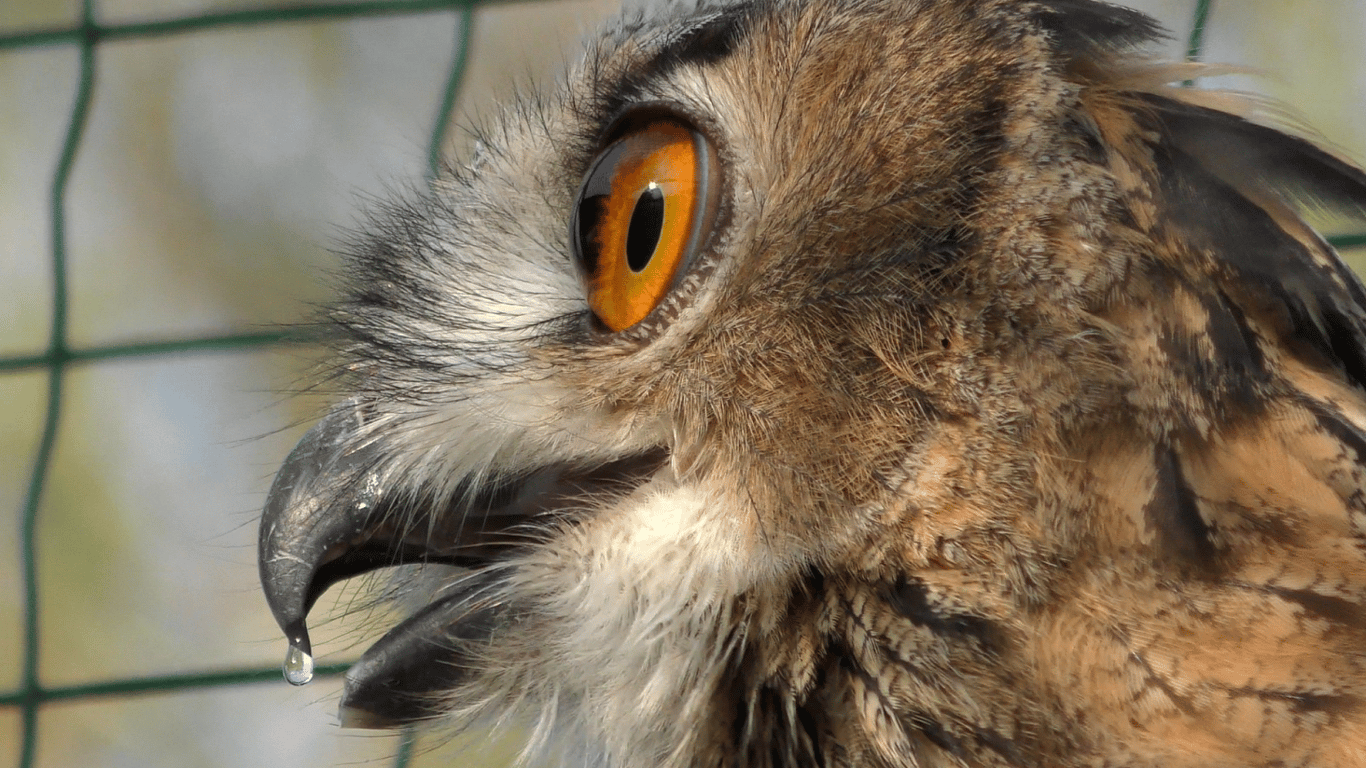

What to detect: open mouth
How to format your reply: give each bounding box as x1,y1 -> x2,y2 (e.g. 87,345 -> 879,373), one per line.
257,401 -> 667,727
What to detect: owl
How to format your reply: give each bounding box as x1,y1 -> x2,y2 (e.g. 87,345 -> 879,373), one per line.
257,0 -> 1366,766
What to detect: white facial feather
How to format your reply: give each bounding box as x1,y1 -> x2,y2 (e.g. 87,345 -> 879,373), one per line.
495,477 -> 776,766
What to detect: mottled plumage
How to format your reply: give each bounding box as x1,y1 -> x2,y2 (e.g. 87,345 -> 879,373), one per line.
258,1 -> 1366,766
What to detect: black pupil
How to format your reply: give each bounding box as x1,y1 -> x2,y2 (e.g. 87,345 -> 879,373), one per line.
626,186 -> 665,272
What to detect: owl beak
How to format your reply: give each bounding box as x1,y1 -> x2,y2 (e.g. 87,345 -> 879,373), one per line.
337,569 -> 512,728
258,401 -> 493,683
258,399 -> 665,728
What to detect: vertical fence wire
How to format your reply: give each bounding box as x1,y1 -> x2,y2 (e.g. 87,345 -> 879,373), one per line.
15,1 -> 97,765
0,0 -> 1362,766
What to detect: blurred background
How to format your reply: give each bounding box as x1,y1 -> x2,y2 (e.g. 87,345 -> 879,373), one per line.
0,1 -> 1363,766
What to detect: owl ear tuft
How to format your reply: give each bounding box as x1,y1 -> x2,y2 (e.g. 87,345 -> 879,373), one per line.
1141,94 -> 1366,225
1033,0 -> 1168,58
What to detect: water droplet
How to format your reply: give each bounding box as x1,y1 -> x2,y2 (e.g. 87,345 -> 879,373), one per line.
284,643 -> 314,686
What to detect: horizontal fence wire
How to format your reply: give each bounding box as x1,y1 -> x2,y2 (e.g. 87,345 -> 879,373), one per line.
0,1 -> 1362,767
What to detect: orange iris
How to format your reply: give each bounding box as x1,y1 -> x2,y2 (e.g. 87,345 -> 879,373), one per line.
574,118 -> 714,332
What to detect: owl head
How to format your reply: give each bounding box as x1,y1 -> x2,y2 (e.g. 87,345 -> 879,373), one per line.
259,0 -> 1366,765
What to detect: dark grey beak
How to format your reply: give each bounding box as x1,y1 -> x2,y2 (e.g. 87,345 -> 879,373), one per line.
258,400 -> 666,728
256,401 -> 513,726
257,402 -> 385,677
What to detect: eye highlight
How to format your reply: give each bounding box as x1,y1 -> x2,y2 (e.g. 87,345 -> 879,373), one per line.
572,116 -> 718,332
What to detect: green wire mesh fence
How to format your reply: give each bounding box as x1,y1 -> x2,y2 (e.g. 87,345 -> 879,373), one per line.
0,1 -> 1362,767
1,4 -> 481,766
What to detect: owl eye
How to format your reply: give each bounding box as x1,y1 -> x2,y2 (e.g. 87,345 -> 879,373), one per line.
572,116 -> 719,332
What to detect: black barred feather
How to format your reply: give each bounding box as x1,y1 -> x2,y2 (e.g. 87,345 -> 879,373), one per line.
1140,95 -> 1366,394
